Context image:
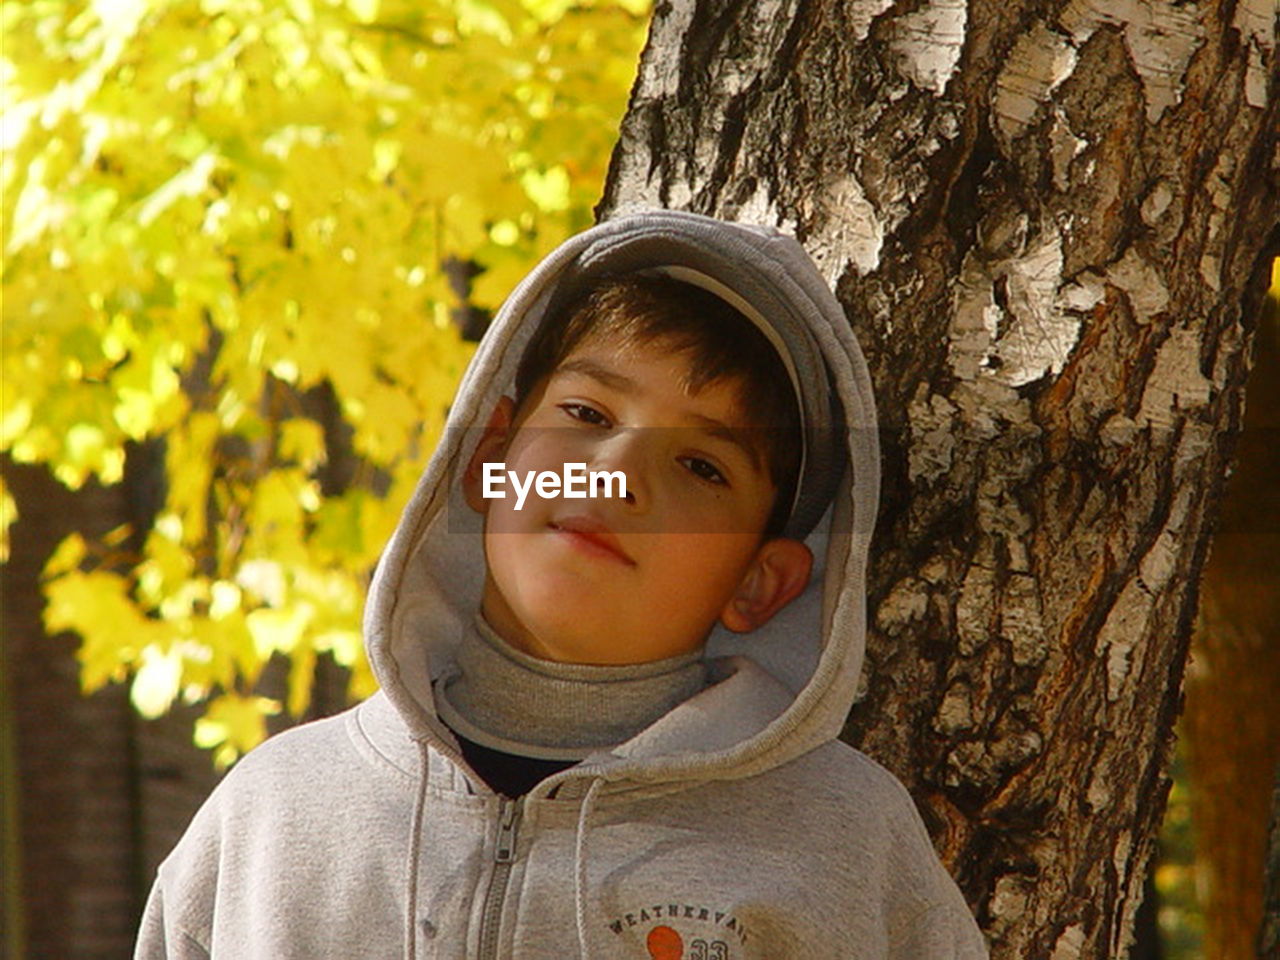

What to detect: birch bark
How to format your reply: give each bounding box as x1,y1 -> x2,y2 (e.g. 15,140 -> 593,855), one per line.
598,1 -> 1278,956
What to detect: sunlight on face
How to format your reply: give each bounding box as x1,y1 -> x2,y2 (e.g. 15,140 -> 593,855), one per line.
477,335 -> 782,665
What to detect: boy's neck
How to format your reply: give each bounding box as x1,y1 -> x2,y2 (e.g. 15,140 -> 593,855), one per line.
433,616 -> 708,761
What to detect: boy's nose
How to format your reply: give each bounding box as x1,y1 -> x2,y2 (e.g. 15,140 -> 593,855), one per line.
590,430 -> 650,512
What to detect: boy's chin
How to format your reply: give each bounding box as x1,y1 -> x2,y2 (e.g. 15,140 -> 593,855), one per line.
488,604 -> 708,665
525,620 -> 712,666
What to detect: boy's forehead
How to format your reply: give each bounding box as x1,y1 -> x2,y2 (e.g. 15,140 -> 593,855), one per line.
553,332 -> 752,407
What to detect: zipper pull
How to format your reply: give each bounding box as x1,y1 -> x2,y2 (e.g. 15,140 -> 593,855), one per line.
495,799 -> 520,863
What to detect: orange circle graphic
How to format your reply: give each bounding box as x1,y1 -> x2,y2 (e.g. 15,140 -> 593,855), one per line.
646,924 -> 684,960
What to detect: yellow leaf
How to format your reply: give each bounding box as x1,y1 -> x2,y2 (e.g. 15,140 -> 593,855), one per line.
286,643 -> 315,716
246,602 -> 312,658
42,531 -> 88,579
194,692 -> 281,769
131,644 -> 184,719
279,418 -> 326,470
44,569 -> 161,692
209,579 -> 243,619
0,477 -> 15,564
346,0 -> 379,24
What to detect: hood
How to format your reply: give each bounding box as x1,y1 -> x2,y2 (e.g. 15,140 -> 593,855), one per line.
362,209 -> 880,790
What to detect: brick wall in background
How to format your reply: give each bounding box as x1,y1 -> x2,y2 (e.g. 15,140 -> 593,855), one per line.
4,458 -> 356,958
4,461 -> 140,960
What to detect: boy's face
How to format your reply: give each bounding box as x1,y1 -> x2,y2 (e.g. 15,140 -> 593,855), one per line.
464,333 -> 812,665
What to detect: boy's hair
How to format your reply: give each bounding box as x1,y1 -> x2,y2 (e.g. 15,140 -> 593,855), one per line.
515,274 -> 801,537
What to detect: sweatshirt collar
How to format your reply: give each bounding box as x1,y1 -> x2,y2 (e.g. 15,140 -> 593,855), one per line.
432,617 -> 709,761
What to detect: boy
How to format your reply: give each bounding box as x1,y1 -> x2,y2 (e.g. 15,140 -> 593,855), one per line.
136,210 -> 988,958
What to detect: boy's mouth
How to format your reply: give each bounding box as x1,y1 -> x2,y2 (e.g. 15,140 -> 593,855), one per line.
548,516 -> 636,566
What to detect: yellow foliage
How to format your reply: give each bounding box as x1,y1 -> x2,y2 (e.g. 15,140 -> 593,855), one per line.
0,477 -> 16,564
4,0 -> 649,765
195,693 -> 283,770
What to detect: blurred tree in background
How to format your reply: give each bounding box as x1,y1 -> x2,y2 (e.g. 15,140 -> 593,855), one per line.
2,0 -> 648,767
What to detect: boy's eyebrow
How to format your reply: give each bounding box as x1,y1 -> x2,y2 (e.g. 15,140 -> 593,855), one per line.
687,414 -> 766,471
555,357 -> 638,393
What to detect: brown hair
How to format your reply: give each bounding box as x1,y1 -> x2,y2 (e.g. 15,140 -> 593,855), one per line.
515,275 -> 801,537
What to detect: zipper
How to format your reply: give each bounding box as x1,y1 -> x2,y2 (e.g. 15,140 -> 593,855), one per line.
477,797 -> 522,960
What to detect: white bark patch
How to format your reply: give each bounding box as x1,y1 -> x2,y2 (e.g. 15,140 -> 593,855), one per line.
993,23 -> 1079,141
1109,830 -> 1136,957
1051,924 -> 1087,960
956,562 -> 996,655
934,679 -> 974,734
1211,313 -> 1246,391
1233,0 -> 1274,108
1138,325 -> 1213,429
717,0 -> 799,97
1138,525 -> 1179,596
952,377 -> 1029,441
803,174 -> 885,283
608,159 -> 665,216
1058,271 -> 1105,313
1001,573 -> 1048,665
1086,761 -> 1111,811
734,179 -> 796,234
1095,579 -> 1153,701
950,229 -> 1085,387
1173,423 -> 1213,480
875,576 -> 930,634
993,233 -> 1079,387
1137,462 -> 1199,599
889,0 -> 968,95
1101,414 -> 1139,447
633,0 -> 696,100
1121,4 -> 1206,122
693,134 -> 721,198
990,874 -> 1031,925
1106,247 -> 1169,323
949,254 -> 1005,381
1198,150 -> 1236,291
907,389 -> 957,484
1059,0 -> 1207,122
1140,180 -> 1174,224
1049,109 -> 1089,190
666,179 -> 693,210
848,0 -> 895,42
1134,431 -> 1204,604
976,475 -> 1034,546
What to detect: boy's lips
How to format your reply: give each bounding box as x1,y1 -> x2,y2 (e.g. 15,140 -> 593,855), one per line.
548,516 -> 635,566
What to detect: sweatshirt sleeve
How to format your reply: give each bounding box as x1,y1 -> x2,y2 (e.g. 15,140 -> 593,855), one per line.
889,899 -> 990,959
868,753 -> 990,960
134,878 -> 211,960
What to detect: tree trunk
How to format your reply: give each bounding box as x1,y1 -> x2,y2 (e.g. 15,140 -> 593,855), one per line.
598,2 -> 1278,957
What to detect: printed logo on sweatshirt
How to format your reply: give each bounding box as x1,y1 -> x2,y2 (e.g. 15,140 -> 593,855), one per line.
608,902 -> 747,958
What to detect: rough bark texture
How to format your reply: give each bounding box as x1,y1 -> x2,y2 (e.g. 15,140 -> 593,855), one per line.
1183,298 -> 1280,960
598,1 -> 1278,957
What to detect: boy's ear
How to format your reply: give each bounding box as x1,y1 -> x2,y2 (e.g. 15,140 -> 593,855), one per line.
462,396 -> 516,513
719,538 -> 813,633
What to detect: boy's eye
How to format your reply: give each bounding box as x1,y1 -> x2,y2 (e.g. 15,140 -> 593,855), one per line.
679,456 -> 727,486
559,402 -> 611,427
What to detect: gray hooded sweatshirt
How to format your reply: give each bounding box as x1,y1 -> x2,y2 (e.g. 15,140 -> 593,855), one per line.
135,211 -> 989,959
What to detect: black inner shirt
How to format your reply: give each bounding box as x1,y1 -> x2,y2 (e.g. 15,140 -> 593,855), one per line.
452,730 -> 578,798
